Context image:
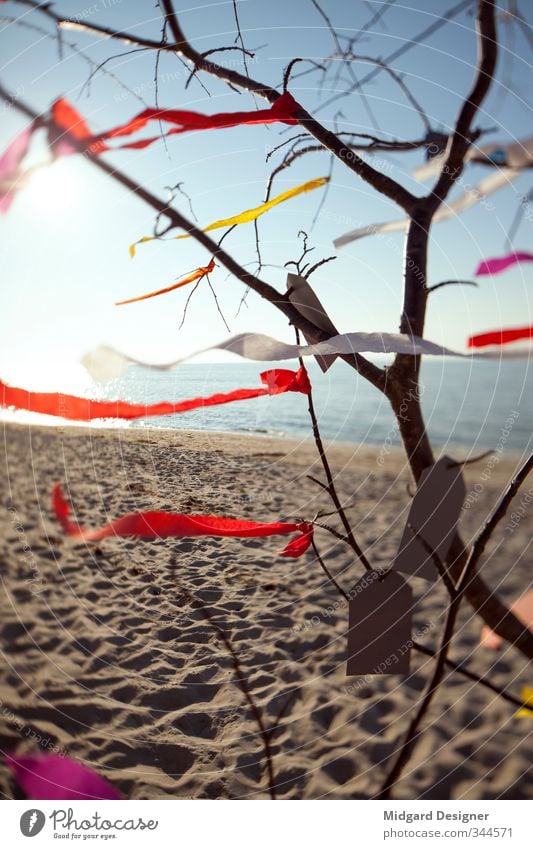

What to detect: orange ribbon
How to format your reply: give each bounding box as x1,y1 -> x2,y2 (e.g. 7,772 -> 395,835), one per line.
116,259 -> 216,305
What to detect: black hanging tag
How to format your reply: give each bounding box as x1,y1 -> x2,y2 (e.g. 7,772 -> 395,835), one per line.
393,456 -> 466,581
347,570 -> 412,675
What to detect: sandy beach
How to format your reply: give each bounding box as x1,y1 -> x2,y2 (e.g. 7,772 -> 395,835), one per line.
0,421 -> 531,800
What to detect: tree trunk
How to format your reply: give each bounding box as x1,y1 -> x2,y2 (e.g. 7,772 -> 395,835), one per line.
388,215 -> 533,662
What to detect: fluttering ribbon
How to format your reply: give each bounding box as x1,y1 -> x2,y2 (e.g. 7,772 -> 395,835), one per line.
82,329 -> 531,384
116,259 -> 216,305
51,91 -> 300,154
474,251 -> 533,276
0,126 -> 34,213
334,170 -> 518,247
53,484 -> 314,558
48,98 -> 105,155
515,688 -> 533,719
413,136 -> 533,180
467,326 -> 533,348
0,367 -> 311,422
129,177 -> 329,256
0,92 -> 302,212
6,753 -> 123,801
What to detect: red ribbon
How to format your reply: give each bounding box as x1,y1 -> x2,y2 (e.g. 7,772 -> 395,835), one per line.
0,367 -> 310,422
1,93 -> 301,212
50,92 -> 300,154
53,485 -> 314,557
467,326 -> 533,348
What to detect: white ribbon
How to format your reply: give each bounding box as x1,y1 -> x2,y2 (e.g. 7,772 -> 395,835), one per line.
414,136 -> 533,181
82,331 -> 530,383
334,169 -> 518,248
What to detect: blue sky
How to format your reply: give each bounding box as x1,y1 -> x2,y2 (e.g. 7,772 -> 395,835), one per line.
0,0 -> 532,389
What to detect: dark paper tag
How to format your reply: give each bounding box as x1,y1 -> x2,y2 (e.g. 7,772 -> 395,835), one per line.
346,570 -> 412,675
393,456 -> 466,581
286,273 -> 338,372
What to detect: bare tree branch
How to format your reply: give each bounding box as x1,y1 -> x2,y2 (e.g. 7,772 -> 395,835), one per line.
294,327 -> 373,572
323,52 -> 432,132
313,0 -> 474,114
429,0 -> 499,211
426,279 -> 479,293
15,0 -> 417,212
0,82 -> 388,394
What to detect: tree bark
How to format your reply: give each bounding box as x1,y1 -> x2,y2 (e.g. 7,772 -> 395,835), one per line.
387,204 -> 533,661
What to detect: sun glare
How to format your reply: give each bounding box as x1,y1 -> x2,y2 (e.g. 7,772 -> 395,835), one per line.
26,159 -> 79,213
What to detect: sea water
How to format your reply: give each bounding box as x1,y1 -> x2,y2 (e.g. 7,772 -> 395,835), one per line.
104,358 -> 532,454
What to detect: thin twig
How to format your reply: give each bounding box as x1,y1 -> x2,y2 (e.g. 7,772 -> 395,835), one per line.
311,518 -> 352,547
180,586 -> 278,799
24,0 -> 418,211
307,474 -> 328,492
412,641 -> 527,710
283,57 -> 326,90
305,255 -> 337,279
178,280 -> 201,329
407,523 -> 456,597
426,279 -> 479,293
294,327 -> 373,572
206,274 -> 231,332
446,449 -> 494,469
311,537 -> 350,601
314,0 -> 473,114
457,452 -> 533,587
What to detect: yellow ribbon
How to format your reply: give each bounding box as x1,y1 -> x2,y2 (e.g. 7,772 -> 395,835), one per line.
515,687 -> 533,718
130,176 -> 329,257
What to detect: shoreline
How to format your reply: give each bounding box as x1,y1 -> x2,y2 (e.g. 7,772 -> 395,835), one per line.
1,418 -> 529,470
